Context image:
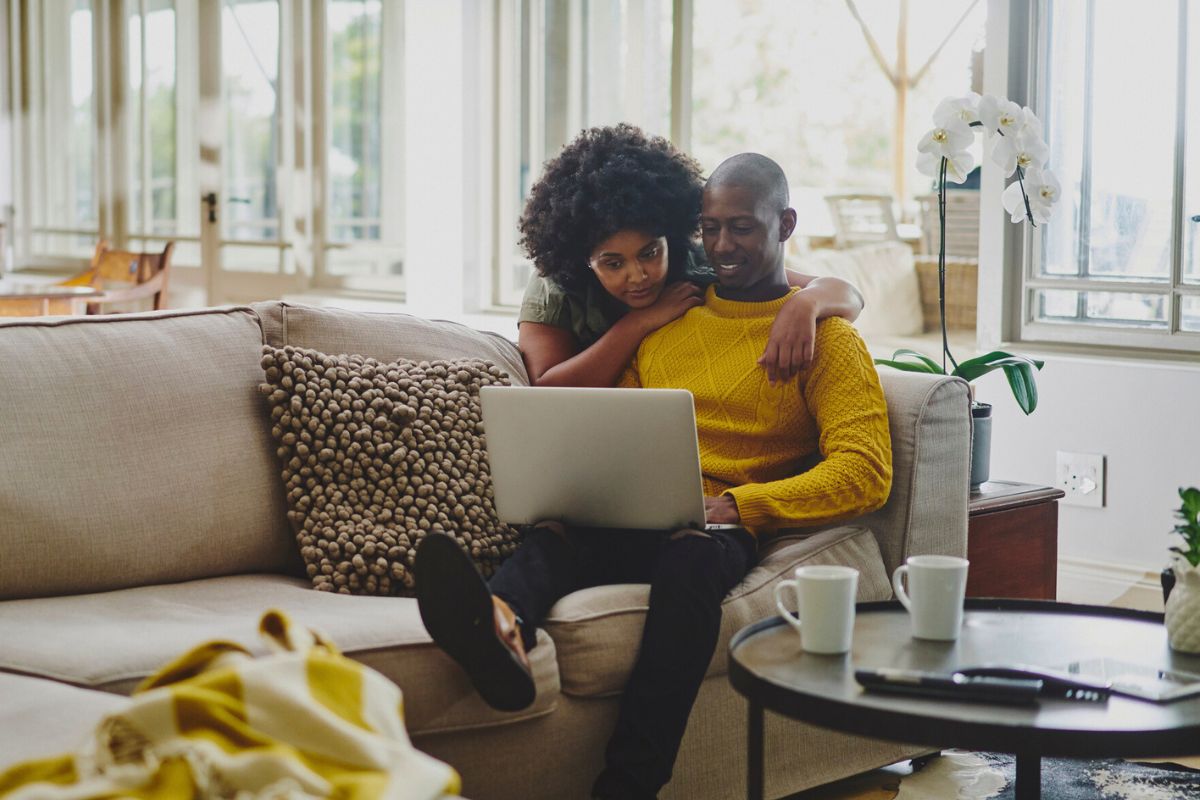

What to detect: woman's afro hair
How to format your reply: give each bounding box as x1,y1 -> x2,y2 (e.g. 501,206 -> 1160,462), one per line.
518,124 -> 704,291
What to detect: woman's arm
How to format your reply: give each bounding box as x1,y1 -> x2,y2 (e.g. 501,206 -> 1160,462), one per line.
759,272 -> 866,384
520,282 -> 704,387
785,271 -> 865,320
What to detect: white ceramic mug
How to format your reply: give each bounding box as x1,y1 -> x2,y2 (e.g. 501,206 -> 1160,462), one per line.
892,555 -> 970,641
773,565 -> 859,654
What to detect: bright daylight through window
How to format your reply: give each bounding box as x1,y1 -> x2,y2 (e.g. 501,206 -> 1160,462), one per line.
1030,0 -> 1200,350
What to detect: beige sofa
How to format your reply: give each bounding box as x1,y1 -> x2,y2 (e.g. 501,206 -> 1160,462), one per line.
0,302 -> 971,799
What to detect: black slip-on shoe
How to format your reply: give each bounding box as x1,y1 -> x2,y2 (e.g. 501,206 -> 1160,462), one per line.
414,533 -> 536,712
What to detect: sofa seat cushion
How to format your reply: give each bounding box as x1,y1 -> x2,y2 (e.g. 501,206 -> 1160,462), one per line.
0,574 -> 558,736
0,673 -> 130,770
542,525 -> 889,698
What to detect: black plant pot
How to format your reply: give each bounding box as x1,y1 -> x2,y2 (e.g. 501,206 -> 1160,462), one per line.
969,402 -> 992,490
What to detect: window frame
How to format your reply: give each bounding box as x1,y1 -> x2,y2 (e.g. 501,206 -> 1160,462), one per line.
1017,0 -> 1200,354
485,0 -> 687,311
312,0 -> 407,296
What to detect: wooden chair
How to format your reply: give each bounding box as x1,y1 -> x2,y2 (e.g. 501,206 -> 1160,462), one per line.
824,194 -> 900,249
86,240 -> 174,314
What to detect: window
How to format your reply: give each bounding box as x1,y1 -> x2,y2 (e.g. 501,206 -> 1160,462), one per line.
127,0 -> 202,267
691,0 -> 986,242
1027,0 -> 1200,351
19,0 -> 99,258
490,0 -> 674,307
320,0 -> 405,287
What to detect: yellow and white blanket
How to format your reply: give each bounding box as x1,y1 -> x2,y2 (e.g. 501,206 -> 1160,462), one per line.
0,610 -> 460,800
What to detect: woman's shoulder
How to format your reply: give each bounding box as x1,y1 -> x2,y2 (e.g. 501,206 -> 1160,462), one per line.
519,273 -> 572,324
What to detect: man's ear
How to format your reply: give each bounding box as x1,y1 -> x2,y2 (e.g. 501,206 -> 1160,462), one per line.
779,208 -> 798,242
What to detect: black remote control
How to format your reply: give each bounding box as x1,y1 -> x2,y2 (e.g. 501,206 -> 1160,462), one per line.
855,668 -> 1043,706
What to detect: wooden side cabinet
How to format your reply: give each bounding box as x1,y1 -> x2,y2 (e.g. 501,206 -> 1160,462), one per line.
966,480 -> 1065,600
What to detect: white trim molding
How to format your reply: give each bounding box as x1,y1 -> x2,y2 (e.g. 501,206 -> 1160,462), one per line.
1057,555 -> 1165,612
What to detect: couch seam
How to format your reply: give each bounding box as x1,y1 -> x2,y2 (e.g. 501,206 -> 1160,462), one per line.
544,527 -> 876,628
0,305 -> 258,330
410,702 -> 558,738
0,666 -> 106,694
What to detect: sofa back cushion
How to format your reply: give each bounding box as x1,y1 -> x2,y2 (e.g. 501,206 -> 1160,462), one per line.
253,302 -> 529,386
0,308 -> 300,600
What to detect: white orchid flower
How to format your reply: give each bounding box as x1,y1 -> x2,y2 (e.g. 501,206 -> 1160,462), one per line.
1002,168 -> 1058,224
989,128 -> 1049,177
916,151 -> 941,178
979,95 -> 1024,138
1002,178 -> 1034,223
933,93 -> 982,127
917,117 -> 974,158
1021,106 -> 1044,139
1024,168 -> 1060,223
917,149 -> 975,183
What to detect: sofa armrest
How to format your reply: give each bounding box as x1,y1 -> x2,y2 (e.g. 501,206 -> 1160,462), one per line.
853,371 -> 971,575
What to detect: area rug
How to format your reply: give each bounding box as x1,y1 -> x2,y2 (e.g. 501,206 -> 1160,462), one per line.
896,751 -> 1200,799
793,751 -> 1200,799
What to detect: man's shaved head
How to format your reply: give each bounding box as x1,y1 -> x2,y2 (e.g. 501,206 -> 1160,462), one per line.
706,153 -> 789,213
700,153 -> 796,301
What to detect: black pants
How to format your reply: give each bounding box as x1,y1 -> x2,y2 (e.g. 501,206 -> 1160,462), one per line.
489,525 -> 757,800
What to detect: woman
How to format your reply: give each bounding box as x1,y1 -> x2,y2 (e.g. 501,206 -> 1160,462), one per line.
516,124 -> 864,386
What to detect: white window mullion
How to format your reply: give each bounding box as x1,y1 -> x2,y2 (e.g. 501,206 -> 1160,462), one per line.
493,0 -> 518,307
1169,0 -> 1188,333
175,0 -> 199,249
138,0 -> 151,237
380,0 -> 404,252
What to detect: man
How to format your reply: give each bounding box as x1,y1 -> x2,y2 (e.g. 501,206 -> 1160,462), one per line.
415,153 -> 892,800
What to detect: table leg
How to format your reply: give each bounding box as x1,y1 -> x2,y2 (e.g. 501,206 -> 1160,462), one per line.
748,699 -> 764,800
1014,751 -> 1041,800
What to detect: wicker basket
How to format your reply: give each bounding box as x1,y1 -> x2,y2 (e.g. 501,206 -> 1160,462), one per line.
914,256 -> 978,332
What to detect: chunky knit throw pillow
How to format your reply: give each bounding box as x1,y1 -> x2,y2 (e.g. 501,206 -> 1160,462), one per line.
259,345 -> 521,595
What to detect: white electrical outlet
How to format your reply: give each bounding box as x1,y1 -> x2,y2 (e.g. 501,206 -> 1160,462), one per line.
1056,451 -> 1106,508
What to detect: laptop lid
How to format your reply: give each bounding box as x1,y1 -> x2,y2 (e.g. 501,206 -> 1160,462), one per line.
479,386 -> 707,530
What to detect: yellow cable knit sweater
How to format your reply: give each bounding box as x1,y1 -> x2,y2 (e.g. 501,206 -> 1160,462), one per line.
620,286 -> 892,533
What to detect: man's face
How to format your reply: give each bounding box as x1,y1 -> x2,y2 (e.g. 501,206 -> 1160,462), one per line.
699,184 -> 792,293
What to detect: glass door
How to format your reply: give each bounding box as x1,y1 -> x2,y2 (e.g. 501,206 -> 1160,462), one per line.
198,0 -> 299,304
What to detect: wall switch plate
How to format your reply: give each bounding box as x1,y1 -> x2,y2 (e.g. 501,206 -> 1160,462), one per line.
1056,451 -> 1106,508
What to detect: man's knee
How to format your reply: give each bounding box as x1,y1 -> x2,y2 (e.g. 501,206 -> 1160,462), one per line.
656,529 -> 729,593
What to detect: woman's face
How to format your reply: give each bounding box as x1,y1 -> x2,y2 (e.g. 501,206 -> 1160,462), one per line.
587,230 -> 670,309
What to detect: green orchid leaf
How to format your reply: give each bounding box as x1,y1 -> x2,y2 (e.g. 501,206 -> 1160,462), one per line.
889,349 -> 945,373
1002,362 -> 1039,415
953,351 -> 1044,382
873,358 -> 943,375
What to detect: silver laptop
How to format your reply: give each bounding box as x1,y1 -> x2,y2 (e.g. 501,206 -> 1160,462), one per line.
479,386 -> 712,530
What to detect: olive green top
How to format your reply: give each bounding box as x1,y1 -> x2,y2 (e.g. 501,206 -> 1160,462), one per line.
518,255 -> 716,348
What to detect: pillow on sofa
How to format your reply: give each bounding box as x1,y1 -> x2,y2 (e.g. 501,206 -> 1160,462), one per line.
259,346 -> 522,595
787,241 -> 924,337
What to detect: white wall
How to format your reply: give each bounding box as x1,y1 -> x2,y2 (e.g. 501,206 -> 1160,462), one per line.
978,0 -> 1200,580
974,356 -> 1200,574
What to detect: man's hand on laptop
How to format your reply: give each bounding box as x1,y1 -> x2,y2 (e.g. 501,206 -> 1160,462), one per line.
704,495 -> 740,525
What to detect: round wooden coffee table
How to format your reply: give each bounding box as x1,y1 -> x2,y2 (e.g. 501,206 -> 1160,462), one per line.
729,599 -> 1200,800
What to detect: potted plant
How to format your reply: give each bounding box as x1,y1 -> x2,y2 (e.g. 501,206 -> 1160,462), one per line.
1164,487 -> 1200,653
875,94 -> 1057,488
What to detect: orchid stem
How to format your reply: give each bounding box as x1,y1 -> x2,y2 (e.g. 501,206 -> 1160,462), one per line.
937,157 -> 959,376
1016,165 -> 1038,228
